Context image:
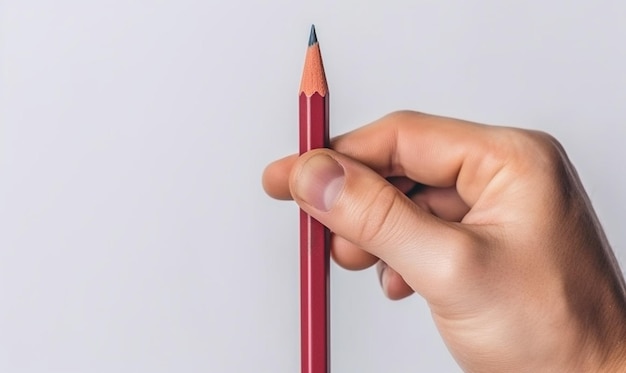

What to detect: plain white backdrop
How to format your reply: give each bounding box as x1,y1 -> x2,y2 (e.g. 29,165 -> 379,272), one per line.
1,1 -> 625,372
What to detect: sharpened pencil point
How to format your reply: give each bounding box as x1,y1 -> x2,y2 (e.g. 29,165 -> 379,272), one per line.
300,24 -> 327,96
308,24 -> 317,46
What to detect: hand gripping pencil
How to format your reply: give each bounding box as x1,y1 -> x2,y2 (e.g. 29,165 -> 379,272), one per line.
299,25 -> 330,373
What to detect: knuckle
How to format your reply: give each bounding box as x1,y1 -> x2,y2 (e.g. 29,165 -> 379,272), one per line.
521,131 -> 579,203
524,130 -> 565,163
354,183 -> 401,246
484,129 -> 578,215
503,128 -> 567,170
383,110 -> 425,123
478,128 -> 569,186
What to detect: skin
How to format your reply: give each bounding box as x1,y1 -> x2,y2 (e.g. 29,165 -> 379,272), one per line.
262,111 -> 626,372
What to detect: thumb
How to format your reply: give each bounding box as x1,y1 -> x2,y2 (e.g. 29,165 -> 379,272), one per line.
289,149 -> 482,300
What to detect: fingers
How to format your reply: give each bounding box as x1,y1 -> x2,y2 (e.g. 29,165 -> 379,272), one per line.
331,186 -> 469,272
264,111 -> 508,208
263,111 -> 502,302
289,148 -> 481,300
262,154 -> 297,200
331,235 -> 378,270
377,261 -> 414,300
411,187 -> 470,222
330,111 -> 502,206
333,237 -> 415,301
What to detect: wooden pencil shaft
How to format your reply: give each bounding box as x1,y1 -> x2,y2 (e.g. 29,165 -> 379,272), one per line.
299,91 -> 330,373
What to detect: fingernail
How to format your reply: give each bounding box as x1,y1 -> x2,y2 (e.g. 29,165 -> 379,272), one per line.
381,271 -> 390,298
376,261 -> 386,286
377,261 -> 390,298
294,154 -> 345,211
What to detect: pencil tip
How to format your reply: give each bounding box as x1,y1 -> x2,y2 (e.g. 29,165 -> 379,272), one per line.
308,24 -> 317,46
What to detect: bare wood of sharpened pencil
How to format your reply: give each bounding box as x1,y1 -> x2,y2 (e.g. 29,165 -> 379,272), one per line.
300,34 -> 328,97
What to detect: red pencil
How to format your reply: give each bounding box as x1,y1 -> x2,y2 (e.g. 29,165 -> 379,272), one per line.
299,25 -> 330,373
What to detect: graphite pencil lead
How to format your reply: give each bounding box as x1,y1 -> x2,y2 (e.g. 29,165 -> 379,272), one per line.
308,24 -> 318,46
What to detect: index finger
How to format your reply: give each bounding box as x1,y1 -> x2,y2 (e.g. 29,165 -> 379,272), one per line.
263,111 -> 514,206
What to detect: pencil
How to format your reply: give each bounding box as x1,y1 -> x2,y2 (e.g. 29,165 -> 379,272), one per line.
299,24 -> 330,373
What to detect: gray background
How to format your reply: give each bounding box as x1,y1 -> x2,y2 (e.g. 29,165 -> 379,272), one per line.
1,1 -> 625,372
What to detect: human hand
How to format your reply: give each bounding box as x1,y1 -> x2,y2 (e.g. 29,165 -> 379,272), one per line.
262,111 -> 626,372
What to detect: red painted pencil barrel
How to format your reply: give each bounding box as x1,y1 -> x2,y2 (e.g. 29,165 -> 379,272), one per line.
299,92 -> 330,373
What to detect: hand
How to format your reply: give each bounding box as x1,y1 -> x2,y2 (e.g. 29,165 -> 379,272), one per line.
262,111 -> 626,372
